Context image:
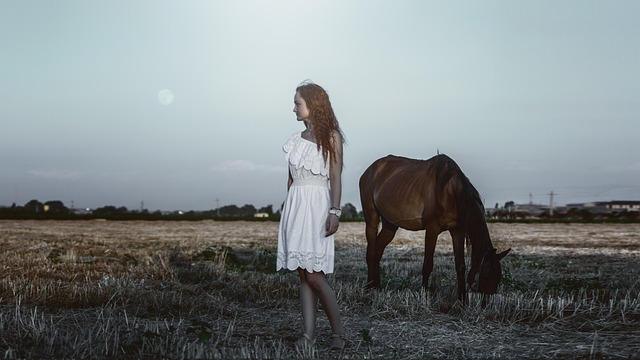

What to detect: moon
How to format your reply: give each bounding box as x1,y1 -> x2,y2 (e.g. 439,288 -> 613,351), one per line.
157,89 -> 174,105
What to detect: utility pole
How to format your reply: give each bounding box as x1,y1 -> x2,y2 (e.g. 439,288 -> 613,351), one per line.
216,198 -> 220,216
548,191 -> 555,216
529,193 -> 533,205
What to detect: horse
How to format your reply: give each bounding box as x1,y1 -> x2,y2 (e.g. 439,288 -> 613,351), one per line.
359,154 -> 511,302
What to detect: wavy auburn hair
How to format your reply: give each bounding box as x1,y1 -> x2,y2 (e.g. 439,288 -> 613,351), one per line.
296,81 -> 345,165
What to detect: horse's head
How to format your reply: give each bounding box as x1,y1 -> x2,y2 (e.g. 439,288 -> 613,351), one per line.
468,248 -> 511,294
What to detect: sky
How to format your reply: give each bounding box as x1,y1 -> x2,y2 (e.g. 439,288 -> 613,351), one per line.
1,0 -> 639,212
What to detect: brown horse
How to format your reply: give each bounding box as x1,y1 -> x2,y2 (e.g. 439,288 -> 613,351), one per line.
359,154 -> 510,302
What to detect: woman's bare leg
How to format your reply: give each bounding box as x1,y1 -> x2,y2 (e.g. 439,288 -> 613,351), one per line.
298,269 -> 318,340
304,271 -> 344,337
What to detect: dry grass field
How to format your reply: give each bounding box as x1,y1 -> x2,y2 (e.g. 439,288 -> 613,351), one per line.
1,220 -> 639,359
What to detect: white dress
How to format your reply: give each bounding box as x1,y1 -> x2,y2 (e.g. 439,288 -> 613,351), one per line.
277,132 -> 335,274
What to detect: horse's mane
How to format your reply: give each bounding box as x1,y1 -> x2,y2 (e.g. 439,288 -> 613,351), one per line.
430,154 -> 491,255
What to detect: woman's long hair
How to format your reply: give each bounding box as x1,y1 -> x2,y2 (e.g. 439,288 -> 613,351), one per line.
296,81 -> 345,165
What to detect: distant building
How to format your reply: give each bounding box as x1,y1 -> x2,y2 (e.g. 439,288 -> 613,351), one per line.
70,208 -> 92,215
607,201 -> 640,211
487,200 -> 640,219
513,203 -> 549,214
486,203 -> 549,219
566,201 -> 640,212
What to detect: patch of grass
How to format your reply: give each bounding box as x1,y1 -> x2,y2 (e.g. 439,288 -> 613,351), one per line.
226,247 -> 277,273
527,260 -> 548,269
545,276 -> 607,292
123,253 -> 139,266
359,328 -> 372,343
46,248 -> 63,264
501,263 -> 529,291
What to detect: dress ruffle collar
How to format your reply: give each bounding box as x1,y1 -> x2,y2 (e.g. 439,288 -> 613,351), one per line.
283,132 -> 329,176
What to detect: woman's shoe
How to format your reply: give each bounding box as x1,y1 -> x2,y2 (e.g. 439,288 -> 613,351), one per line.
330,333 -> 346,350
295,333 -> 315,348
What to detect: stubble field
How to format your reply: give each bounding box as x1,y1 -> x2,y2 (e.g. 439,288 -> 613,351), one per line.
1,220 -> 639,359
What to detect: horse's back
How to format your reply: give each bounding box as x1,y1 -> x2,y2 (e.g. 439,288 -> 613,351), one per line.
360,154 -> 458,230
360,154 -> 455,193
359,155 -> 426,195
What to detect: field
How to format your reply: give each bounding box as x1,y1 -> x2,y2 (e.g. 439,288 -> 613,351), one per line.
1,220 -> 639,359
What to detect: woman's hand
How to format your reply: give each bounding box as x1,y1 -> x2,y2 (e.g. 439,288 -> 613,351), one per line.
325,213 -> 339,236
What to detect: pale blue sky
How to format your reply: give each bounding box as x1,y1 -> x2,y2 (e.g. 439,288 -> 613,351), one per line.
2,0 -> 639,211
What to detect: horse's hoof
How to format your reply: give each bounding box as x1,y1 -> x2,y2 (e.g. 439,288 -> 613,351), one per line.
364,282 -> 380,291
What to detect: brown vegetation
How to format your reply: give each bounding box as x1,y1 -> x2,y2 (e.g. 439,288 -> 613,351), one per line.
1,220 -> 639,359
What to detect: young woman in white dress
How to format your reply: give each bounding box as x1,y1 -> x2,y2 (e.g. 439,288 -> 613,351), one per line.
277,81 -> 346,350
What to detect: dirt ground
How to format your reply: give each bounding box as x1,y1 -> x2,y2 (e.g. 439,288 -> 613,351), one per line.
1,220 -> 639,359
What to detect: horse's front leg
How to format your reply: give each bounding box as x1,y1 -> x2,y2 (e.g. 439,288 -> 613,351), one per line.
422,230 -> 438,290
450,228 -> 467,303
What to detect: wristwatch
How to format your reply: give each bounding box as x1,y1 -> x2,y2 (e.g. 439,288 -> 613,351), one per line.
329,207 -> 342,218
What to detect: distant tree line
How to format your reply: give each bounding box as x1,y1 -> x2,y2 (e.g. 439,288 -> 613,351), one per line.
0,199 -> 363,221
5,199 -> 635,223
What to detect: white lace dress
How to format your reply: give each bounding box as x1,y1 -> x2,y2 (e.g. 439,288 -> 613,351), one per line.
277,132 -> 335,274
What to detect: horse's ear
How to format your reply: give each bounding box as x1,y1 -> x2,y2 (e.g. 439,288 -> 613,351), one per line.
497,248 -> 511,261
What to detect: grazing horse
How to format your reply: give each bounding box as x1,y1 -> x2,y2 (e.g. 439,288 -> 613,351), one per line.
359,154 -> 510,302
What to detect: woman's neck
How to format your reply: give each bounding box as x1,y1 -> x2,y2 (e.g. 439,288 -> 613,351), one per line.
301,124 -> 316,143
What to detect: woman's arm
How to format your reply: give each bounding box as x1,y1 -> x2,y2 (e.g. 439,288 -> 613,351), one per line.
326,130 -> 343,236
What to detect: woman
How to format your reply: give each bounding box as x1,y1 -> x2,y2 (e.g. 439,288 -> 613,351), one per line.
276,81 -> 346,350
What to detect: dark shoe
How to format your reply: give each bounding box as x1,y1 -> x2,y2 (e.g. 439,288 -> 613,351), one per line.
330,333 -> 346,350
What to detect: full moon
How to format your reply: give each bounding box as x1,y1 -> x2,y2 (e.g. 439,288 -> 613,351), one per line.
157,89 -> 174,105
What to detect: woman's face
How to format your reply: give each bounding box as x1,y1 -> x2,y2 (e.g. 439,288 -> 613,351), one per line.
293,91 -> 310,121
